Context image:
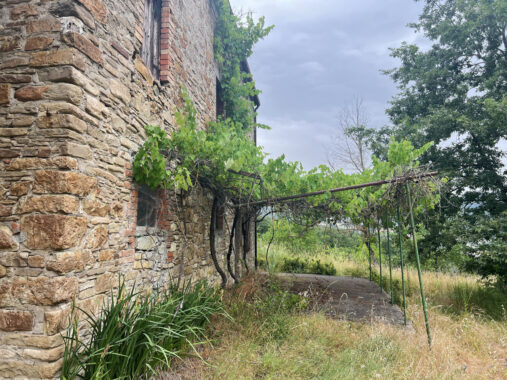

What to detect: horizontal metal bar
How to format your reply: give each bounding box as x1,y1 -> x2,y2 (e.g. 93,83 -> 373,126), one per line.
236,171 -> 439,208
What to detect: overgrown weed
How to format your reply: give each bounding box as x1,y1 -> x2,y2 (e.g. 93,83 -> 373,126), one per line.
61,277 -> 224,380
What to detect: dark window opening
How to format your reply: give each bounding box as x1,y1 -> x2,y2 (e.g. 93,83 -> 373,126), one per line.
137,184 -> 159,227
216,79 -> 225,119
141,0 -> 162,79
216,205 -> 224,231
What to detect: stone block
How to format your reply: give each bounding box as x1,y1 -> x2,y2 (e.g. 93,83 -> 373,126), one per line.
16,84 -> 82,105
10,4 -> 38,20
0,252 -> 26,267
0,265 -> 6,277
0,333 -> 63,349
44,307 -> 71,335
37,113 -> 88,133
0,149 -> 20,158
83,198 -> 109,217
30,48 -> 86,71
28,255 -> 45,268
46,251 -> 84,273
26,18 -> 61,34
46,83 -> 83,105
22,345 -> 65,362
77,0 -> 107,23
39,66 -> 99,96
0,74 -> 31,83
95,272 -> 114,293
60,142 -> 92,159
21,215 -> 87,250
0,38 -> 20,52
0,84 -> 11,105
12,116 -> 35,127
17,195 -> 79,214
15,85 -> 48,101
0,57 -> 29,70
110,79 -> 131,104
63,31 -> 103,64
87,225 -> 108,249
0,205 -> 12,217
135,57 -> 153,86
0,359 -> 62,379
134,260 -> 154,269
7,157 -> 78,171
0,226 -> 17,250
136,236 -> 156,250
33,170 -> 97,196
25,36 -> 53,51
0,277 -> 78,307
98,249 -> 116,261
0,310 -> 34,332
10,182 -> 30,197
0,128 -> 28,137
85,94 -> 108,118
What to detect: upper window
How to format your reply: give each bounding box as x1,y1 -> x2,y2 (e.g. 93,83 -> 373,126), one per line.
141,0 -> 162,79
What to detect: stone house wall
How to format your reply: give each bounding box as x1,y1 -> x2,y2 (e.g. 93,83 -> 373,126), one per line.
0,0 -> 255,378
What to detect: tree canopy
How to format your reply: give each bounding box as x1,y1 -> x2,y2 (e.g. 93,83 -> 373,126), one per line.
376,0 -> 507,278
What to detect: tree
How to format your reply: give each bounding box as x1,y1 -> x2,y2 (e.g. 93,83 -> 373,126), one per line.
327,97 -> 375,173
380,0 -> 507,273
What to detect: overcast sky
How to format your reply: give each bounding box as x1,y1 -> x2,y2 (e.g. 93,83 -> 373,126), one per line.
229,0 -> 427,170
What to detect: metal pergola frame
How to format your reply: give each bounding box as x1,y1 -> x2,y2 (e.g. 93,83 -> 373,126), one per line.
249,171 -> 437,348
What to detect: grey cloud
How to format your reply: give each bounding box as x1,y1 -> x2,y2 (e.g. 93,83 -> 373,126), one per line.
230,0 -> 426,169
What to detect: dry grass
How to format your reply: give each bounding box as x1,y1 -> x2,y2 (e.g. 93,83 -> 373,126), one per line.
161,247 -> 506,380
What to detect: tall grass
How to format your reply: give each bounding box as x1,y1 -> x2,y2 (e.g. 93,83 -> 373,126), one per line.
179,273 -> 506,380
61,277 -> 224,380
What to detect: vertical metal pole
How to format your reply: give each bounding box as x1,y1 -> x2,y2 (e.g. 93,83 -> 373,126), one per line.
386,212 -> 393,304
397,205 -> 407,326
377,218 -> 382,292
405,182 -> 432,348
368,224 -> 372,281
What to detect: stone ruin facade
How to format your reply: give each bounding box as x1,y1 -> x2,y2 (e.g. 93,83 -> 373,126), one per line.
0,0 -> 255,377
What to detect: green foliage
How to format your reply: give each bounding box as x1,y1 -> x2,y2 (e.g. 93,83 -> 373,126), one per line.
213,0 -> 273,129
377,0 -> 507,274
226,279 -> 309,343
279,257 -> 337,276
61,277 -> 224,380
132,125 -> 174,190
462,211 -> 507,286
255,281 -> 309,342
259,218 -> 362,256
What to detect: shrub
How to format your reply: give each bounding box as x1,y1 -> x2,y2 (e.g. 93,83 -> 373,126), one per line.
280,257 -> 337,276
226,278 -> 309,343
61,277 -> 224,380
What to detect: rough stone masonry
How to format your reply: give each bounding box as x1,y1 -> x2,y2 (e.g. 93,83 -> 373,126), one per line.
0,0 -> 255,377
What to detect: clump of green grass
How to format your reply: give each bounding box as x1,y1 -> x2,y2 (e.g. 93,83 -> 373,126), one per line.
279,256 -> 337,276
61,277 -> 224,380
225,277 -> 309,344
